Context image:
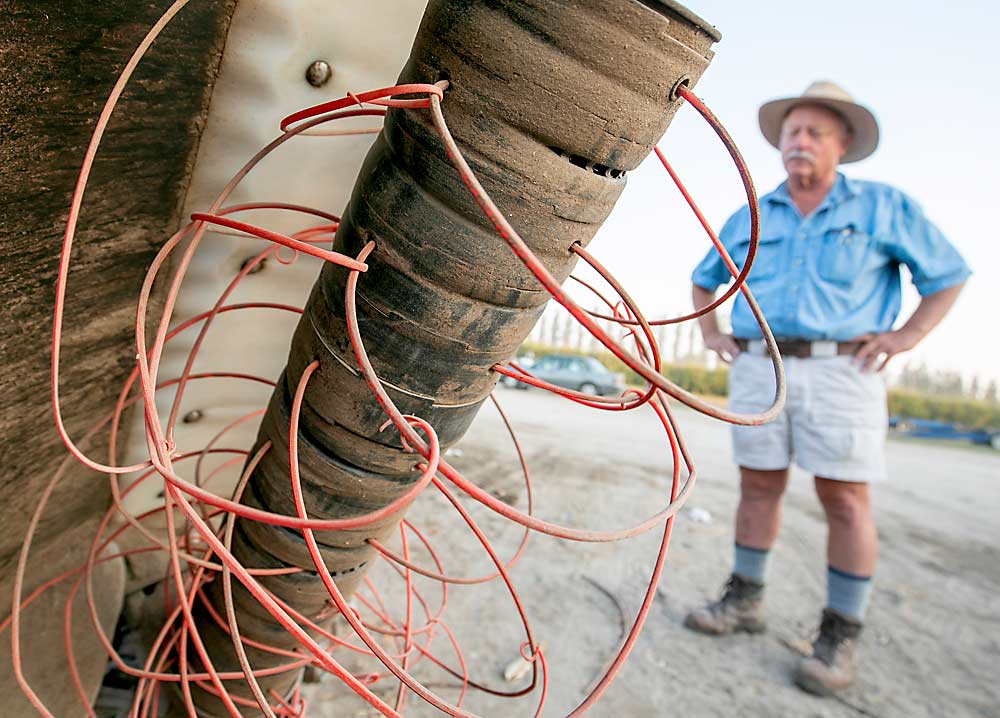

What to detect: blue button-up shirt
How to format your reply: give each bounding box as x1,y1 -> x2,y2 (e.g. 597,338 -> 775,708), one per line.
691,173 -> 971,341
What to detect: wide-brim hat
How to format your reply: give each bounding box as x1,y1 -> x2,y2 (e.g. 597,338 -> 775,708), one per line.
758,81 -> 879,163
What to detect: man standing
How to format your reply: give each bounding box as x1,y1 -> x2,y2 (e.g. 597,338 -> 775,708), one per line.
685,81 -> 969,695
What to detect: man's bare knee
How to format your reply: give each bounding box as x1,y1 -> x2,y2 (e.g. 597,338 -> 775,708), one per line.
815,477 -> 871,527
740,467 -> 789,503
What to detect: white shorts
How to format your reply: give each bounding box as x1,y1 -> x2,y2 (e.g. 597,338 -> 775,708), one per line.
728,348 -> 888,482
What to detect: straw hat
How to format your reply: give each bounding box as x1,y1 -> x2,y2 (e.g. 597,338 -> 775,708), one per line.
758,81 -> 879,163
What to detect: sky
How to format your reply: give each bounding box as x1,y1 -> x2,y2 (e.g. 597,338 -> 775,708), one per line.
575,0 -> 999,385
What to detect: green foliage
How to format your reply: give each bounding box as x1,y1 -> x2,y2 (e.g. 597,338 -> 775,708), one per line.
659,364 -> 730,397
887,389 -> 1000,429
518,342 -> 590,361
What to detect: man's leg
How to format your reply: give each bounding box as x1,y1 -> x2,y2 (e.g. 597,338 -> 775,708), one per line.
687,351 -> 793,636
732,466 -> 790,582
685,467 -> 789,635
735,468 -> 791,557
815,476 -> 877,579
815,476 -> 876,621
795,477 -> 876,695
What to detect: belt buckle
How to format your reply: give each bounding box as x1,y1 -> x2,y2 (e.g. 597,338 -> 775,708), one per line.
811,340 -> 838,358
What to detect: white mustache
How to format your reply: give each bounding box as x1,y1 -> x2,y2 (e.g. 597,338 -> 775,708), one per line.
787,149 -> 816,163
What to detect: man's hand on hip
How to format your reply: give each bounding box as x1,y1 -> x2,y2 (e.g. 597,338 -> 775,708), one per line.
704,332 -> 742,363
851,329 -> 920,372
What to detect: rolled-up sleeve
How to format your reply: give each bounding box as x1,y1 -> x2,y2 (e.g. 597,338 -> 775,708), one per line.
883,191 -> 971,296
691,211 -> 742,291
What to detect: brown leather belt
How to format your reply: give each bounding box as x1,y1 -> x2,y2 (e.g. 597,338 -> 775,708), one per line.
735,338 -> 861,359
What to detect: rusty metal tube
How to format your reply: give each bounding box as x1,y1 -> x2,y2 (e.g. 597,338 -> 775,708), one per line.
185,1 -> 719,714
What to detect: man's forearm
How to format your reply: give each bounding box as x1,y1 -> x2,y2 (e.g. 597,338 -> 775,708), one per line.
853,280 -> 966,371
692,284 -> 721,339
897,281 -> 966,343
692,284 -> 741,362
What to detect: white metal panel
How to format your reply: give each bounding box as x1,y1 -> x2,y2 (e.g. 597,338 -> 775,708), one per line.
122,0 -> 429,515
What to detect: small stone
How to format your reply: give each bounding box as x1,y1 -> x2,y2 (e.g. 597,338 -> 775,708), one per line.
686,506 -> 712,524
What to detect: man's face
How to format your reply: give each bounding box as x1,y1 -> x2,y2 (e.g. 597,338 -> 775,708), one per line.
779,104 -> 849,187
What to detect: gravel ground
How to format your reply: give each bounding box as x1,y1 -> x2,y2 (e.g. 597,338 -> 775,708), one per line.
303,387 -> 1000,718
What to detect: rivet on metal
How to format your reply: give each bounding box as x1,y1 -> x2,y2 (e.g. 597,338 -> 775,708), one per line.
305,60 -> 333,88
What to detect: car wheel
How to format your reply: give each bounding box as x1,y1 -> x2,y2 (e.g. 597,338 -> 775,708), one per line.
579,382 -> 598,396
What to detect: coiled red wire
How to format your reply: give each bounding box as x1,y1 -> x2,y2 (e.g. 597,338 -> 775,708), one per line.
7,2 -> 787,716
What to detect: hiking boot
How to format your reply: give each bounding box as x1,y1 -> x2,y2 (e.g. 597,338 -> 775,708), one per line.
683,573 -> 766,635
794,608 -> 863,696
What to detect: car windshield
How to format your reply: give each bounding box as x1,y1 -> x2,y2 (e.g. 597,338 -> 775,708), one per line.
533,355 -> 611,374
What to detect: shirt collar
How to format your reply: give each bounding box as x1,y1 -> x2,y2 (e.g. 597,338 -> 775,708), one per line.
764,172 -> 860,212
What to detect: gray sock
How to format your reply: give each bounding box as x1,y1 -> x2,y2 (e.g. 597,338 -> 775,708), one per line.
733,542 -> 770,584
826,566 -> 872,621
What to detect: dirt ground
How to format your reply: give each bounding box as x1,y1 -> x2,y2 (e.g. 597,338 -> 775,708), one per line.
303,387 -> 1000,717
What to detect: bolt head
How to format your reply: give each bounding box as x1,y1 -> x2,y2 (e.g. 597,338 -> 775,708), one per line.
305,60 -> 332,88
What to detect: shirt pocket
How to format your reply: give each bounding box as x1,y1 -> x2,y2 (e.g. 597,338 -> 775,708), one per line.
817,225 -> 872,286
733,232 -> 784,284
